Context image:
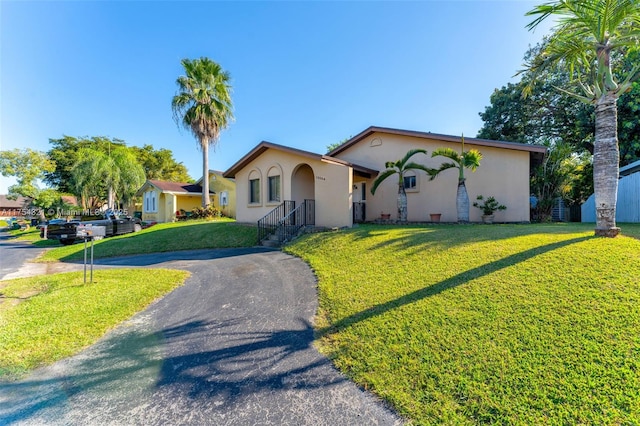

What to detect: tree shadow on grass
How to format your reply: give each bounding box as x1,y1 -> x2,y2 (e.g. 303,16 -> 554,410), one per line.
0,317 -> 345,424
317,235 -> 593,336
349,223 -> 595,251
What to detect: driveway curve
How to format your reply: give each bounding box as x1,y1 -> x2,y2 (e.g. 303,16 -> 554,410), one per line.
0,248 -> 402,425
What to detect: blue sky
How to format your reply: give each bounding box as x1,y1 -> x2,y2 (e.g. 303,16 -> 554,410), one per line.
0,1 -> 553,193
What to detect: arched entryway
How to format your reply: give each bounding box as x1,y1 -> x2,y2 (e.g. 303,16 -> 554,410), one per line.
291,164 -> 315,225
291,164 -> 315,204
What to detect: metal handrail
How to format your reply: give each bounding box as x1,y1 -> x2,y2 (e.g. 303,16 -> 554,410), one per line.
257,199 -> 315,244
257,200 -> 294,242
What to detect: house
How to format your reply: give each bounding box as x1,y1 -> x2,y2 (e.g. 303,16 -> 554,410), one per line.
0,195 -> 33,219
223,126 -> 546,237
136,171 -> 236,223
581,159 -> 640,223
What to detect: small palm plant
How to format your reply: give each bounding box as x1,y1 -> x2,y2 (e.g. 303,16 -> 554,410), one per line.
428,135 -> 482,223
371,149 -> 431,222
473,195 -> 506,216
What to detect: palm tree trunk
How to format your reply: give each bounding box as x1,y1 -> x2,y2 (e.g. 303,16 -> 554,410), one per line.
202,139 -> 210,208
398,184 -> 408,222
457,179 -> 469,223
108,186 -> 114,209
593,93 -> 620,237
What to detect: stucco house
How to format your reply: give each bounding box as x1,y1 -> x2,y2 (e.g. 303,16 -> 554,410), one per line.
224,127 -> 545,239
136,171 -> 236,223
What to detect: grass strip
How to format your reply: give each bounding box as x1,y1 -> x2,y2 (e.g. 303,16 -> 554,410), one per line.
36,218 -> 257,262
0,268 -> 189,379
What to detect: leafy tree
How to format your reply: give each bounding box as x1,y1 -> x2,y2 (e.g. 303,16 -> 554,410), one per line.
531,141 -> 587,221
129,144 -> 192,182
172,57 -> 234,207
524,0 -> 640,237
45,136 -> 127,193
326,136 -> 352,154
0,148 -> 61,216
427,137 -> 482,223
479,45 -> 640,166
71,146 -> 145,209
370,149 -> 431,222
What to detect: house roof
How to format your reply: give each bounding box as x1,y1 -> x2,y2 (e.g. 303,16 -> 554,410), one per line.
223,141 -> 379,179
0,195 -> 32,208
136,180 -> 214,196
328,126 -> 547,165
620,159 -> 640,177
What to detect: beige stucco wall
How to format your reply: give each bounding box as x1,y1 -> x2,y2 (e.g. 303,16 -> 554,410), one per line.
334,134 -> 532,222
234,149 -> 353,228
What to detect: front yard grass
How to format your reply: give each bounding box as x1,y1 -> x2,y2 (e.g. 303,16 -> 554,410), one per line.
285,223 -> 640,425
37,218 -> 257,262
0,269 -> 189,379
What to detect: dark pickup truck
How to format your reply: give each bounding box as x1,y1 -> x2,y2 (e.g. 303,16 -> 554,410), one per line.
44,210 -> 142,245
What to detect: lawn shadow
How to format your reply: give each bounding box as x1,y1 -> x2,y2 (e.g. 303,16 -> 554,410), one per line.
318,235 -> 593,336
344,223 -> 595,254
0,317 -> 344,423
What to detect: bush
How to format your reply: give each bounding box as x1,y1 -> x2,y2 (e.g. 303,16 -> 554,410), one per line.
190,206 -> 222,219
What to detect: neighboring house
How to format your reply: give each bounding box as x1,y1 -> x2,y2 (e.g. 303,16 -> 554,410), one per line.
194,170 -> 237,219
0,195 -> 33,219
224,126 -> 546,234
136,171 -> 236,223
581,159 -> 640,223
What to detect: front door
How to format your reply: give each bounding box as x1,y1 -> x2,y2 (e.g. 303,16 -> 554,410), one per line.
353,182 -> 366,223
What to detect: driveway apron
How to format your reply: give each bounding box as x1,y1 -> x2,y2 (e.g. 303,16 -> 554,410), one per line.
0,248 -> 402,425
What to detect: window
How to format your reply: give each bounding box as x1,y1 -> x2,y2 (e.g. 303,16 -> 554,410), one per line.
268,175 -> 281,203
144,191 -> 157,213
403,175 -> 417,190
249,179 -> 260,203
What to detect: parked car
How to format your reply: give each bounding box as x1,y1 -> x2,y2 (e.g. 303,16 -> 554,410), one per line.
44,210 -> 142,245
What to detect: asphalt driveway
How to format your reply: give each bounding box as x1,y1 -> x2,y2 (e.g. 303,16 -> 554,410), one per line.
0,247 -> 402,425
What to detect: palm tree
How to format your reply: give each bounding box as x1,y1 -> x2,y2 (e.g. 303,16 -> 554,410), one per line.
371,149 -> 431,222
71,146 -> 145,209
172,57 -> 234,207
428,136 -> 482,223
524,0 -> 640,237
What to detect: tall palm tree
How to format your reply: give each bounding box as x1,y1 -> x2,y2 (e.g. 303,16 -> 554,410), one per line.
524,0 -> 640,237
428,136 -> 482,223
371,149 -> 431,222
172,57 -> 234,208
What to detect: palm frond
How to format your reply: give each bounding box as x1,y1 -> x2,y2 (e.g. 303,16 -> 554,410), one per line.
371,169 -> 398,195
427,162 -> 457,181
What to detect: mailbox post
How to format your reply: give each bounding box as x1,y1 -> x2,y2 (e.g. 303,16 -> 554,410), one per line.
77,224 -> 106,283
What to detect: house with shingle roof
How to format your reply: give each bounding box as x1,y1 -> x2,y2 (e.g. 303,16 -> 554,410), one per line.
224,126 -> 546,244
0,195 -> 33,219
136,171 -> 236,222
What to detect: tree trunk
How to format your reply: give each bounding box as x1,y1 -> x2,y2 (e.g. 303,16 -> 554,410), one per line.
397,184 -> 407,222
457,179 -> 469,223
201,139 -> 210,208
593,93 -> 620,237
108,186 -> 114,209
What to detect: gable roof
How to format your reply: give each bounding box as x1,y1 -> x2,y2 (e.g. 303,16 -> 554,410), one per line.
0,195 -> 32,208
223,141 -> 378,179
329,126 -> 547,163
136,180 -> 213,196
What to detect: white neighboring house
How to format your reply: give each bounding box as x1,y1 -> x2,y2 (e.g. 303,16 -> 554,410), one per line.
582,159 -> 640,223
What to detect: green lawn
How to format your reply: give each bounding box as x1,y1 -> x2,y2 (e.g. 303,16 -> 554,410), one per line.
0,269 -> 189,379
37,218 -> 258,262
285,223 -> 640,425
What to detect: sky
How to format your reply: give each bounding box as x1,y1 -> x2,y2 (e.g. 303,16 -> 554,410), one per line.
0,0 -> 555,194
